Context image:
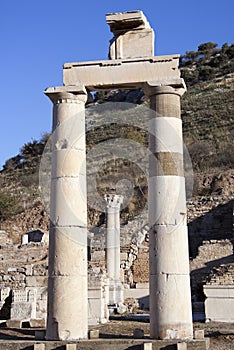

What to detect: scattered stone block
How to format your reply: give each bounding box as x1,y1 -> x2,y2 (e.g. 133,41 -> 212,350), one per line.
88,329 -> 99,339
30,318 -> 46,328
141,343 -> 152,350
88,276 -> 109,325
133,328 -> 144,338
120,252 -> 128,260
12,289 -> 27,302
6,319 -> 22,328
0,287 -> 10,305
106,11 -> 151,33
25,265 -> 33,276
194,329 -> 205,339
66,344 -> 77,350
10,288 -> 37,320
177,342 -> 187,350
135,283 -> 149,289
34,344 -> 45,350
35,330 -> 46,340
26,276 -> 47,287
21,234 -> 28,245
10,302 -> 36,320
106,11 -> 154,60
117,303 -> 127,314
204,285 -> 234,322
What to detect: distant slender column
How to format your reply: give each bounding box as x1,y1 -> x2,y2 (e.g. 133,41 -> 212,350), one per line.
44,86 -> 88,340
144,82 -> 193,340
104,194 -> 123,304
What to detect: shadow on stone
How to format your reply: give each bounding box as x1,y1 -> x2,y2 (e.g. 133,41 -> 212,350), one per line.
188,199 -> 234,259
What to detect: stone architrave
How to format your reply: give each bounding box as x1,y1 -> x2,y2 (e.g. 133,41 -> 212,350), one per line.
104,194 -> 124,304
44,86 -> 88,340
143,82 -> 193,340
63,56 -> 181,90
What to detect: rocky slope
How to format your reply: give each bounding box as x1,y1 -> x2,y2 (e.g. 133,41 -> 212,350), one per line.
0,41 -> 233,242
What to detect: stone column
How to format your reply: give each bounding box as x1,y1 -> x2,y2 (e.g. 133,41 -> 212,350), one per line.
104,194 -> 123,304
144,81 -> 193,340
44,86 -> 88,340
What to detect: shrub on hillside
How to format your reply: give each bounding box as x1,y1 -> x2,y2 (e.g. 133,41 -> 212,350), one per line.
0,192 -> 23,222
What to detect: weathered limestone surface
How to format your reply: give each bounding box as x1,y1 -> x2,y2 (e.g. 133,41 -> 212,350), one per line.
190,238 -> 234,303
34,344 -> 45,350
0,287 -> 10,310
65,344 -> 76,350
63,56 -> 181,90
106,11 -> 154,59
21,234 -> 28,245
104,194 -> 124,304
106,11 -> 151,33
30,318 -> 46,328
44,86 -> 88,340
88,274 -> 109,325
177,343 -> 188,350
204,260 -> 234,322
204,285 -> 234,322
144,84 -> 193,340
10,288 -> 37,320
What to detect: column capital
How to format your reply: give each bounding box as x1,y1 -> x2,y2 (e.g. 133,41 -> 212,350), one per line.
143,78 -> 186,97
44,85 -> 87,104
104,194 -> 123,209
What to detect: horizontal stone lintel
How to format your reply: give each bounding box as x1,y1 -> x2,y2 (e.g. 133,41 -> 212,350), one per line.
64,55 -> 180,68
63,56 -> 183,90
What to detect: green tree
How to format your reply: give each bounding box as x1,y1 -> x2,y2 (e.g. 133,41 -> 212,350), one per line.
180,51 -> 200,67
2,155 -> 22,172
226,43 -> 234,59
184,50 -> 199,61
198,66 -> 215,81
198,42 -> 218,59
181,68 -> 199,85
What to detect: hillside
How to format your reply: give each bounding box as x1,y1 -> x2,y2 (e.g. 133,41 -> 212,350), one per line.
0,42 -> 233,241
180,42 -> 234,174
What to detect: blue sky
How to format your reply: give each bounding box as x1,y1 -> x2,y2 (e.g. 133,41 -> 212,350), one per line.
0,0 -> 233,169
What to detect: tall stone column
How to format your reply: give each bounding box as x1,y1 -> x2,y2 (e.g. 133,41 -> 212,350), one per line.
44,86 -> 88,340
144,82 -> 193,340
104,194 -> 123,304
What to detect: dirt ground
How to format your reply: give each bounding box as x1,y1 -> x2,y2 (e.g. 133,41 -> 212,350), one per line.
0,320 -> 233,349
90,320 -> 234,349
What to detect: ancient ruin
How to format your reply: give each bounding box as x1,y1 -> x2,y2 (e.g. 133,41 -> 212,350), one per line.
104,194 -> 124,304
44,10 -> 193,341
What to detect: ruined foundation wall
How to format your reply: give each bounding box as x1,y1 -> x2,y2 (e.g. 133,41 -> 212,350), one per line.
0,194 -> 232,319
